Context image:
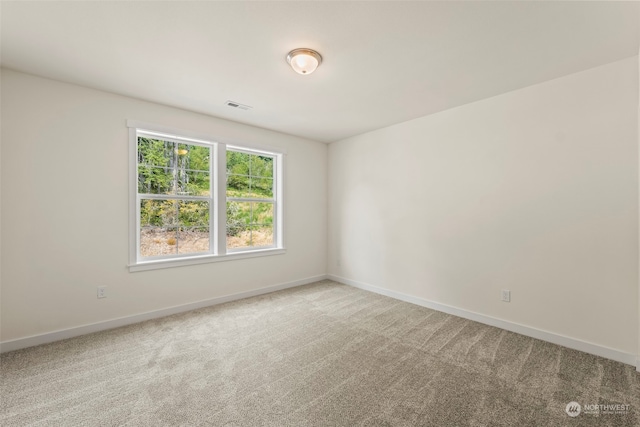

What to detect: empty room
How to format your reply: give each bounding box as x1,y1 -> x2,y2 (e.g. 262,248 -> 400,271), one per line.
1,1 -> 639,426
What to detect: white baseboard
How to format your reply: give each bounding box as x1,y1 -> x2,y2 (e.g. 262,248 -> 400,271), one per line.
328,274 -> 639,369
0,274 -> 328,354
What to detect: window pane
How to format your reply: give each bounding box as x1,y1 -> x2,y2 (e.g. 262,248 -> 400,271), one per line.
226,201 -> 250,249
138,137 -> 210,196
252,155 -> 274,178
228,176 -> 274,199
250,225 -> 274,247
138,137 -> 173,194
178,201 -> 209,227
227,174 -> 250,198
226,201 -> 274,250
140,200 -> 210,257
227,201 -> 251,228
227,227 -> 251,249
138,164 -> 172,195
252,202 -> 274,225
140,199 -> 178,258
225,225 -> 273,249
140,228 -> 178,257
250,177 -> 273,198
226,150 -> 275,198
226,151 -> 250,175
177,227 -> 209,254
185,145 -> 210,172
138,137 -> 172,167
140,199 -> 179,228
186,171 -> 210,196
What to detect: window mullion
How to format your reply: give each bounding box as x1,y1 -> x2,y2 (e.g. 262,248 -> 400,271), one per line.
226,197 -> 275,203
130,128 -> 139,265
216,143 -> 227,255
209,143 -> 216,255
139,194 -> 210,201
276,154 -> 284,248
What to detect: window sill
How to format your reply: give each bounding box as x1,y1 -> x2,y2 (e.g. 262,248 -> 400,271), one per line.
129,248 -> 286,272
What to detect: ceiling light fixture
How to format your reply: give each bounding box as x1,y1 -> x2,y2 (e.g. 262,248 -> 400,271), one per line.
286,48 -> 322,75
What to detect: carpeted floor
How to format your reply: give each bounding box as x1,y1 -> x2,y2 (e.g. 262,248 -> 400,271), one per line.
1,280 -> 638,426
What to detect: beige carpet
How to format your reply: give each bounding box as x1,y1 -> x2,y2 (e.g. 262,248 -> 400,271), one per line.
1,280 -> 639,426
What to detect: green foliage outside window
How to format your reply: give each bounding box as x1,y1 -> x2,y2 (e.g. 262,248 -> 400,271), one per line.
138,138 -> 210,196
226,150 -> 274,237
138,138 -> 274,239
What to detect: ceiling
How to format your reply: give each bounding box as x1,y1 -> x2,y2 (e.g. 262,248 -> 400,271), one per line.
1,1 -> 638,143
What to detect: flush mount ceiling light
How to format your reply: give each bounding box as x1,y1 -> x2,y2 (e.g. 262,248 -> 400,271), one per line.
286,48 -> 322,75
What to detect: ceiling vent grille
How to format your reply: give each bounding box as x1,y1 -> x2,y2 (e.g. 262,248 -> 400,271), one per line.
225,100 -> 252,110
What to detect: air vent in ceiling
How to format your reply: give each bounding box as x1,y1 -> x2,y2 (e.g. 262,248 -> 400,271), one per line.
225,100 -> 252,110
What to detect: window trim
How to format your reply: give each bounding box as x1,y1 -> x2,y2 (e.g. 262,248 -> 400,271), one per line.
127,120 -> 285,272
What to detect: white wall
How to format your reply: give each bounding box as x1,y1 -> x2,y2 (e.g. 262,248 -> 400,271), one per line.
328,57 -> 639,356
0,70 -> 327,342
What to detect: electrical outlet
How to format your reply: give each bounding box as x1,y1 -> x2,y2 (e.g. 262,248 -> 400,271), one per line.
501,289 -> 511,302
97,286 -> 107,299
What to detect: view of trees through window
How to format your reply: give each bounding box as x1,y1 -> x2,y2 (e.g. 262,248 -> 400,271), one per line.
138,137 -> 211,257
226,150 -> 275,249
137,136 -> 275,258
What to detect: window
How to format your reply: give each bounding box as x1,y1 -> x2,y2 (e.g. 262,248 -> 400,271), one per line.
128,121 -> 284,271
137,135 -> 212,258
226,149 -> 276,250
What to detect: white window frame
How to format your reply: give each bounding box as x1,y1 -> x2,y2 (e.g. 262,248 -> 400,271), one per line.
128,120 -> 285,272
